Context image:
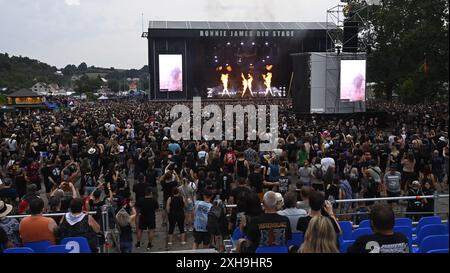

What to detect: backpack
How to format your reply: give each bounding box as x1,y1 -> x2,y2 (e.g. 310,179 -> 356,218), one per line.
115,207 -> 131,228
313,164 -> 324,180
207,201 -> 227,236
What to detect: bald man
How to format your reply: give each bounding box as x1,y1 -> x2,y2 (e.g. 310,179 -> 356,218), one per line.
237,191 -> 291,253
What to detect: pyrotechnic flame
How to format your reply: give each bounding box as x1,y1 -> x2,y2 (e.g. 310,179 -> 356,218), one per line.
262,72 -> 273,96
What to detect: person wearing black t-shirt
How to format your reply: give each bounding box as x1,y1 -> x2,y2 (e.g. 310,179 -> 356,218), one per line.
160,171 -> 179,226
248,164 -> 264,202
217,171 -> 233,201
229,177 -> 253,231
135,187 -> 159,250
348,203 -> 409,253
146,164 -> 159,199
133,173 -> 148,202
229,177 -> 252,205
87,189 -> 106,225
296,191 -> 341,236
238,191 -> 292,253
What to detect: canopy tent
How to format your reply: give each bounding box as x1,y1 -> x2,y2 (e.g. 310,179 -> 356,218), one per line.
97,95 -> 109,100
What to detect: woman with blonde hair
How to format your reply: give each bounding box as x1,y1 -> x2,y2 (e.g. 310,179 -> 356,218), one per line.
299,215 -> 340,253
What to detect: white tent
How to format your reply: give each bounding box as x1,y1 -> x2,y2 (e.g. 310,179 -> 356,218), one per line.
98,95 -> 109,100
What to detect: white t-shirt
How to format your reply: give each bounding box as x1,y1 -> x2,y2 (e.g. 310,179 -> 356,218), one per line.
7,139 -> 17,152
321,157 -> 336,172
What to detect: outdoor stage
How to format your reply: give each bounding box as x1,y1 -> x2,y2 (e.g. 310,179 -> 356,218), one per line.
143,21 -> 333,101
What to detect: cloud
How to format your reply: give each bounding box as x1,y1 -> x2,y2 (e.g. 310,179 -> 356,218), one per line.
65,0 -> 80,6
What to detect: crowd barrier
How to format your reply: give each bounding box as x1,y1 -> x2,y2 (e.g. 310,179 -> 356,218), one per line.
224,194 -> 449,224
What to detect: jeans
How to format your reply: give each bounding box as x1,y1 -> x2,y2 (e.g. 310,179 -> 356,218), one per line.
120,241 -> 133,253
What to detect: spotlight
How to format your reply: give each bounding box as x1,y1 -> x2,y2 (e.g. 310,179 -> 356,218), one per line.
226,42 -> 231,46
262,59 -> 266,62
252,42 -> 255,46
266,56 -> 270,59
265,42 -> 269,46
215,60 -> 218,63
240,42 -> 244,46
214,55 -> 217,59
226,64 -> 229,66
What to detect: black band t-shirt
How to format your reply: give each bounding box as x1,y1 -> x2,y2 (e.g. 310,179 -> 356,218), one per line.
347,232 -> 409,253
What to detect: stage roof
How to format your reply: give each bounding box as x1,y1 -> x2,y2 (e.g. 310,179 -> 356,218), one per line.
148,21 -> 334,30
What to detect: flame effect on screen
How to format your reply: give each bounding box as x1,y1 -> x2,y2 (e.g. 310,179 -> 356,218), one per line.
262,72 -> 273,96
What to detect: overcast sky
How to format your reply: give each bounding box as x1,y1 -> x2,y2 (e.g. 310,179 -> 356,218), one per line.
0,0 -> 338,69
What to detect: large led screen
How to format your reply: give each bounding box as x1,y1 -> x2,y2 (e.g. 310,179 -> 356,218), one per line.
159,54 -> 183,92
340,60 -> 366,101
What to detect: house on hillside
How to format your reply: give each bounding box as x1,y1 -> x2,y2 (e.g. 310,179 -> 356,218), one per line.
48,83 -> 59,93
31,83 -> 50,95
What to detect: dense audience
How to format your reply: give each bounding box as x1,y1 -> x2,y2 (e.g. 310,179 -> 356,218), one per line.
0,97 -> 448,253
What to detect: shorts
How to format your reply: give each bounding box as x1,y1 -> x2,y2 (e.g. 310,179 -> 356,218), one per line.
386,191 -> 400,204
138,216 -> 155,230
193,230 -> 211,246
224,164 -> 234,173
185,200 -> 194,212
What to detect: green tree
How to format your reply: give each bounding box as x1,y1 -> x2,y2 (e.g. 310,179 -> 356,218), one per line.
77,62 -> 88,72
75,75 -> 102,93
63,64 -> 78,76
366,0 -> 449,102
0,94 -> 7,104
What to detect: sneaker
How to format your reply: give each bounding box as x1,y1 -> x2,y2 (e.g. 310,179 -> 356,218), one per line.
135,242 -> 141,248
181,241 -> 186,245
147,242 -> 153,249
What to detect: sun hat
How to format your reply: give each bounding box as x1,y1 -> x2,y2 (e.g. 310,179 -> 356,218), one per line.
0,200 -> 13,218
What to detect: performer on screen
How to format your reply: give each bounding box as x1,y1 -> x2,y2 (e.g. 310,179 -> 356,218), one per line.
221,73 -> 230,97
350,73 -> 365,101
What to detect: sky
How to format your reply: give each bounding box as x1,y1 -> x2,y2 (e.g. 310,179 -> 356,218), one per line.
0,0 -> 338,69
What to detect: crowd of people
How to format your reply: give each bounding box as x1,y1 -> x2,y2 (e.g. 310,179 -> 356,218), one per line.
0,97 -> 448,253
